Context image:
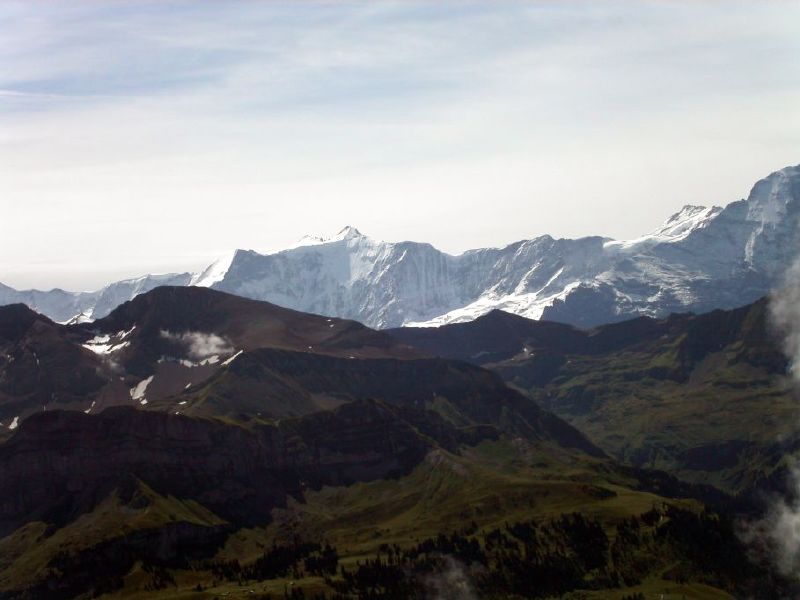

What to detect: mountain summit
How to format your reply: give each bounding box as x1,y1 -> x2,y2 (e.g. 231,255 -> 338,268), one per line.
2,165 -> 799,328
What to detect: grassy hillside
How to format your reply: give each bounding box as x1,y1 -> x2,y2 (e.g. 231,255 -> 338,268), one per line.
393,299 -> 797,493
0,435 -> 786,599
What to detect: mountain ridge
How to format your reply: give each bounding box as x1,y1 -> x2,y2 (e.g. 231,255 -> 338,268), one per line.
0,287 -> 793,598
389,296 -> 794,493
2,164 -> 799,328
0,285 -> 602,466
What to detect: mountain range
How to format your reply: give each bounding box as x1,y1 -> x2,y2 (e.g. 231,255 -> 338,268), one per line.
0,287 -> 417,428
0,286 -> 597,458
390,298 -> 795,495
3,165 -> 800,598
3,164 -> 799,329
8,282 -> 783,498
0,285 -> 787,598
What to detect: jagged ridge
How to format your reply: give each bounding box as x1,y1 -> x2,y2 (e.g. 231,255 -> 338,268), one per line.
2,165 -> 799,329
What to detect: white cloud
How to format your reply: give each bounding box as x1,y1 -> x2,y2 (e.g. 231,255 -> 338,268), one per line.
160,330 -> 233,360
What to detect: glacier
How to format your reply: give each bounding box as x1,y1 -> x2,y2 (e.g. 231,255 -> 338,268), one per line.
2,165 -> 799,329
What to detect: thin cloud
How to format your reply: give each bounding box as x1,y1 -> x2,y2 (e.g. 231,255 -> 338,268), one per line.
1,2 -> 798,290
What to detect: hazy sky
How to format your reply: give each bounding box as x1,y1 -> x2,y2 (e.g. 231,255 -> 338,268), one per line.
1,1 -> 798,291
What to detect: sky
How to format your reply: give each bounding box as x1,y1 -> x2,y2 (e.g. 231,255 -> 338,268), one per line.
1,1 -> 798,291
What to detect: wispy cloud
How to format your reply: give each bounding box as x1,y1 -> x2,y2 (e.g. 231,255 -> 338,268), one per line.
160,330 -> 233,359
1,2 -> 798,290
739,259 -> 800,574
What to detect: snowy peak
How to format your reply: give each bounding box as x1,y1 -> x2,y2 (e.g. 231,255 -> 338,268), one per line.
744,164 -> 800,225
603,204 -> 721,253
283,226 -> 368,251
201,165 -> 800,328
4,165 -> 800,330
651,204 -> 722,241
334,225 -> 364,241
191,250 -> 238,288
291,234 -> 327,248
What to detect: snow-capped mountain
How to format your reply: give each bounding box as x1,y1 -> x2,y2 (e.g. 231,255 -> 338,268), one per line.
0,273 -> 192,324
3,165 -> 799,329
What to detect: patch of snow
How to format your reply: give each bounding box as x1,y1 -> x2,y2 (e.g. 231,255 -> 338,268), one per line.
407,281 -> 584,327
84,401 -> 96,414
60,309 -> 94,325
130,376 -> 154,402
8,416 -> 18,430
176,355 -> 219,367
160,353 -> 224,368
222,350 -> 243,366
83,331 -> 131,355
84,340 -> 130,355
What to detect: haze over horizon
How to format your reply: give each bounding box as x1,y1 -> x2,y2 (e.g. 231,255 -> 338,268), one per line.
2,1 -> 799,291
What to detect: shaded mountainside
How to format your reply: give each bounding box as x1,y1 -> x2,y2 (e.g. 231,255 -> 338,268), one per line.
84,285 -> 417,363
3,165 -> 800,330
0,285 -> 598,462
0,305 -> 110,425
391,298 -> 796,493
0,285 -> 601,478
0,402 -> 457,538
0,286 -> 419,431
149,347 -> 602,458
